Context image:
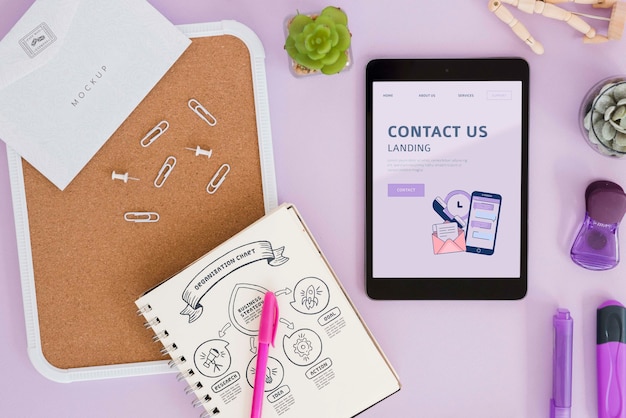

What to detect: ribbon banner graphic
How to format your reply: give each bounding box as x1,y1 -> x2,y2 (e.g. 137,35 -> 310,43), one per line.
180,241 -> 288,322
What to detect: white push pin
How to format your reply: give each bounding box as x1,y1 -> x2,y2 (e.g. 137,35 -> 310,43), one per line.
185,145 -> 213,159
111,171 -> 139,183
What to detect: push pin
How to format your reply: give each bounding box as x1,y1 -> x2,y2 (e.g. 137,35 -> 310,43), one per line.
111,171 -> 139,183
185,145 -> 213,159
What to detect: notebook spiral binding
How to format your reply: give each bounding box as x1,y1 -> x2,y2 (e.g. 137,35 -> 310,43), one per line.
137,304 -> 221,418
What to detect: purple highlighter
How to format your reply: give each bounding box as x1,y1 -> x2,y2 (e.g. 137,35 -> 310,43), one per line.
551,309 -> 573,418
571,180 -> 626,270
597,300 -> 626,418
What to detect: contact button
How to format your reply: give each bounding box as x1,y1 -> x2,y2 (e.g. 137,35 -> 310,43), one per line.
388,183 -> 425,197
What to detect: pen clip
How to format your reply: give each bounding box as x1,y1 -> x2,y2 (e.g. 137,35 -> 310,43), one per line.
270,297 -> 279,347
259,291 -> 279,347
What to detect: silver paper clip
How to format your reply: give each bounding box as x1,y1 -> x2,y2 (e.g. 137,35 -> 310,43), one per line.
188,99 -> 217,126
141,120 -> 169,147
207,163 -> 230,194
154,156 -> 176,188
124,212 -> 160,223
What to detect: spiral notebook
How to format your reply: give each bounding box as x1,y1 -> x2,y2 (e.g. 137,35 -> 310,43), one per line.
135,203 -> 400,417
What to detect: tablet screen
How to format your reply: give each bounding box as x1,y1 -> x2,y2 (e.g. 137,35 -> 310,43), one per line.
365,59 -> 528,299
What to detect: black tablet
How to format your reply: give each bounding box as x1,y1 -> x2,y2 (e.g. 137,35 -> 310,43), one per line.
365,58 -> 529,300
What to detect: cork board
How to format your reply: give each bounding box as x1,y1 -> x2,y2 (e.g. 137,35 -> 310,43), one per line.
12,28 -> 276,373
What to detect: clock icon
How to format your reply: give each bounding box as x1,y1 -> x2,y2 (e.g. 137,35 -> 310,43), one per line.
443,190 -> 471,220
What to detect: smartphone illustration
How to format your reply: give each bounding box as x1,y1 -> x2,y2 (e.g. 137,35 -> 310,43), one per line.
465,191 -> 502,255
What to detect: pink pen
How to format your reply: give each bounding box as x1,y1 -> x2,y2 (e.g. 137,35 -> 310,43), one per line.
251,291 -> 279,418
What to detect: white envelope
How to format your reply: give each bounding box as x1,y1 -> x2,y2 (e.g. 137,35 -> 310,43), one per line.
0,0 -> 191,190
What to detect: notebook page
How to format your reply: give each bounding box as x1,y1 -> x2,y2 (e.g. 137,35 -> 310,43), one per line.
136,204 -> 400,417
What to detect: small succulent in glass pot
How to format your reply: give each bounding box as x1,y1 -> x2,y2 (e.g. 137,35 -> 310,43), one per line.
581,77 -> 626,157
284,6 -> 352,76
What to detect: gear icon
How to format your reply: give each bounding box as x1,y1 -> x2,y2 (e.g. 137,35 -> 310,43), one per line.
292,334 -> 313,360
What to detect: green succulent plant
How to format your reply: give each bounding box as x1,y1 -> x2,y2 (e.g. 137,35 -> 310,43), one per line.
583,80 -> 626,156
284,6 -> 351,75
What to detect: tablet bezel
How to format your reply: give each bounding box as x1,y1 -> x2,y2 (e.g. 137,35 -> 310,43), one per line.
365,58 -> 529,300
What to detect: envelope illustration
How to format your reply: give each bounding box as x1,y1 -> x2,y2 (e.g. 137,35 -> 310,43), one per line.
0,0 -> 190,190
432,230 -> 467,254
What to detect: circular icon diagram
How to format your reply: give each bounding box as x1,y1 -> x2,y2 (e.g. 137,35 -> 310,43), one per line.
290,277 -> 330,315
282,328 -> 322,366
444,190 -> 471,220
246,355 -> 284,391
194,339 -> 232,378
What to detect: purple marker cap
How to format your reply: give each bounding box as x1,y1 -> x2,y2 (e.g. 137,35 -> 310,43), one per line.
551,308 -> 573,418
597,300 -> 626,418
571,180 -> 626,270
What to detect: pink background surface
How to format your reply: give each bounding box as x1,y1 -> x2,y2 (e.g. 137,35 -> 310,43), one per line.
2,1 -> 626,417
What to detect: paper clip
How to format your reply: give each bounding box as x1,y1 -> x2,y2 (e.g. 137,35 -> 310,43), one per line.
141,120 -> 169,147
124,212 -> 160,223
206,163 -> 230,194
188,99 -> 217,126
154,156 -> 176,188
